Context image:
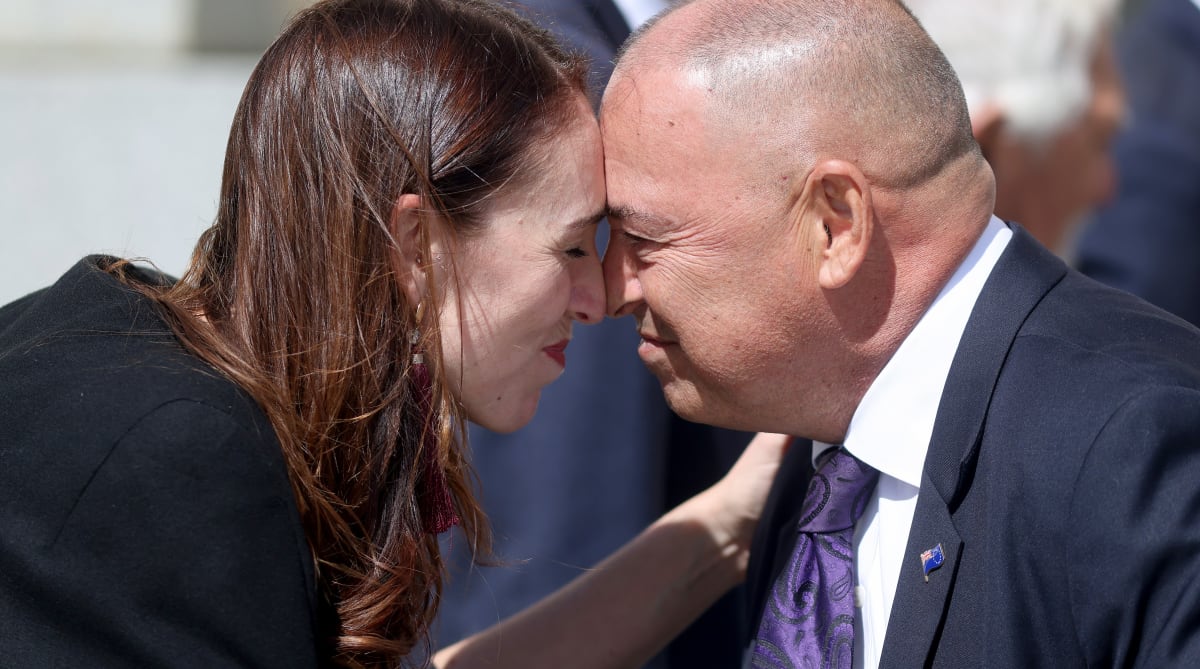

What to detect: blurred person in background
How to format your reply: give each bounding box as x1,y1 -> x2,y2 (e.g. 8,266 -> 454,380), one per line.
434,1 -> 752,666
906,0 -> 1126,254
0,1 -> 786,667
1075,0 -> 1200,326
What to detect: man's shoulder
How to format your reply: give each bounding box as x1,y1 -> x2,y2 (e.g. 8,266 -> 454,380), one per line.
1013,268 -> 1200,390
969,266 -> 1200,470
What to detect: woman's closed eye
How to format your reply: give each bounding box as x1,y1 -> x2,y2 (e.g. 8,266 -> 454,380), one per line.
565,246 -> 588,259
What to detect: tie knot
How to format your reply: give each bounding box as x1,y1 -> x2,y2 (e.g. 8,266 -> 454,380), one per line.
797,447 -> 879,534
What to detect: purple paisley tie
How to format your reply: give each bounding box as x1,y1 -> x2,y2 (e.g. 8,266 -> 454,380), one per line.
751,447 -> 879,669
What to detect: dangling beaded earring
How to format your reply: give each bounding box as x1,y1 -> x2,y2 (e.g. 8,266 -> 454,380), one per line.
411,302 -> 459,535
410,301 -> 425,367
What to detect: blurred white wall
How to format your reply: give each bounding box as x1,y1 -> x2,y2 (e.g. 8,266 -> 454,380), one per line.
1,0 -> 192,49
0,0 -> 309,304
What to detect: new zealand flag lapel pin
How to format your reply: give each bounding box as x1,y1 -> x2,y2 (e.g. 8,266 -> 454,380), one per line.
920,543 -> 945,582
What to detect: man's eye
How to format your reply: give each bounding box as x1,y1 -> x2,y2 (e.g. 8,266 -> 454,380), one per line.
622,232 -> 650,245
565,247 -> 587,259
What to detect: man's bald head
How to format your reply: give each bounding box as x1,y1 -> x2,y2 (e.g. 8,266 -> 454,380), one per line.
607,0 -> 979,190
600,0 -> 998,438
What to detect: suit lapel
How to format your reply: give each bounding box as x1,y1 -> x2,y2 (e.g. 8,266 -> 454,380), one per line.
879,225 -> 1067,667
880,479 -> 962,668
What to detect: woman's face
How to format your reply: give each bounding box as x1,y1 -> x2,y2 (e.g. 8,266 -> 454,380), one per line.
436,98 -> 607,433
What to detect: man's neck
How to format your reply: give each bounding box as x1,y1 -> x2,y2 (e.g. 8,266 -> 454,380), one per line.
821,208 -> 992,443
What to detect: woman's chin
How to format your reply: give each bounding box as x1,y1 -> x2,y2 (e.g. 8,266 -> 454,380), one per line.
469,391 -> 542,435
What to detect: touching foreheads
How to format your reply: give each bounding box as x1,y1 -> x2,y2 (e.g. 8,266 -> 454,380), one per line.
609,0 -> 980,190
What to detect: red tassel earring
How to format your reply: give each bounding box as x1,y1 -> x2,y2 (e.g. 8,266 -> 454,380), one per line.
411,304 -> 459,535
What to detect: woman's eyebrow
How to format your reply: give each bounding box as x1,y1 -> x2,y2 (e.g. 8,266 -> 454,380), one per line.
567,209 -> 606,231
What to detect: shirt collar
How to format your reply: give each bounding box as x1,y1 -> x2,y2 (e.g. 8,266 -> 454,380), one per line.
816,216 -> 1012,486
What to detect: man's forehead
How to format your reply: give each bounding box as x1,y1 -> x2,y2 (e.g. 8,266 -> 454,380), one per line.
602,64 -> 701,126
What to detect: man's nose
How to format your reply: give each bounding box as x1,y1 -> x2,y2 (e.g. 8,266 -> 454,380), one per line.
601,233 -> 642,318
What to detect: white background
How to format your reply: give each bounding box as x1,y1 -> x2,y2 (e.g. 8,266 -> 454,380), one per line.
0,0 -> 303,304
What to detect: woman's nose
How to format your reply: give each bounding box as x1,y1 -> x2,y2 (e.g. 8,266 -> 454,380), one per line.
570,256 -> 605,324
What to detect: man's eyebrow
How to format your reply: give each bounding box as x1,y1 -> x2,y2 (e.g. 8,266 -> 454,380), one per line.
605,204 -> 667,226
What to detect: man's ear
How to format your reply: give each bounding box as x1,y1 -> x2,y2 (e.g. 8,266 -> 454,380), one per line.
803,159 -> 873,290
389,193 -> 427,304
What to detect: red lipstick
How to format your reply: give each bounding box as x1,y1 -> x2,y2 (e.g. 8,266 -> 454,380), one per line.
543,339 -> 569,367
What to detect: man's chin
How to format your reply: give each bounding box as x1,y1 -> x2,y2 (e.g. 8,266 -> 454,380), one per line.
642,357 -> 722,424
661,380 -> 755,432
660,380 -> 709,423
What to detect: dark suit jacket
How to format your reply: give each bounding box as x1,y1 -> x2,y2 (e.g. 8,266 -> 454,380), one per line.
0,258 -> 320,667
435,3 -> 751,667
747,225 -> 1200,666
1076,0 -> 1200,327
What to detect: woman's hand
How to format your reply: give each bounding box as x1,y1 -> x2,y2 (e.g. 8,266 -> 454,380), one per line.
673,431 -> 793,577
434,431 -> 792,669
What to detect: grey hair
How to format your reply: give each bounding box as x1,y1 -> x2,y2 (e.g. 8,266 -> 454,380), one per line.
905,0 -> 1119,142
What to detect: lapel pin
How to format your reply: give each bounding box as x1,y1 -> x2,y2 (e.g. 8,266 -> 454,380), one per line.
920,543 -> 945,582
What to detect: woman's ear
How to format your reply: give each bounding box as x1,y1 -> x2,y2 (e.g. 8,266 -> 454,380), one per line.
803,159 -> 873,290
389,193 -> 427,304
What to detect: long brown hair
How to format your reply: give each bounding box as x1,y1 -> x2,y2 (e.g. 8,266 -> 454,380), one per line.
112,0 -> 587,665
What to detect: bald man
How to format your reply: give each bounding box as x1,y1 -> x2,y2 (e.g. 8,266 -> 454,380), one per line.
599,0 -> 1200,666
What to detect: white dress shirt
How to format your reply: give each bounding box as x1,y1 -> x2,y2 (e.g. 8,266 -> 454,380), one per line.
811,215 -> 1011,669
611,0 -> 671,30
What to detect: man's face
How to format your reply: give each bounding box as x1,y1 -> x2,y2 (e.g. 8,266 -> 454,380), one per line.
600,68 -> 821,431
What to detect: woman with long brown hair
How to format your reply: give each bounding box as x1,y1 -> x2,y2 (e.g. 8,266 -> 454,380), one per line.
0,0 -> 787,667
